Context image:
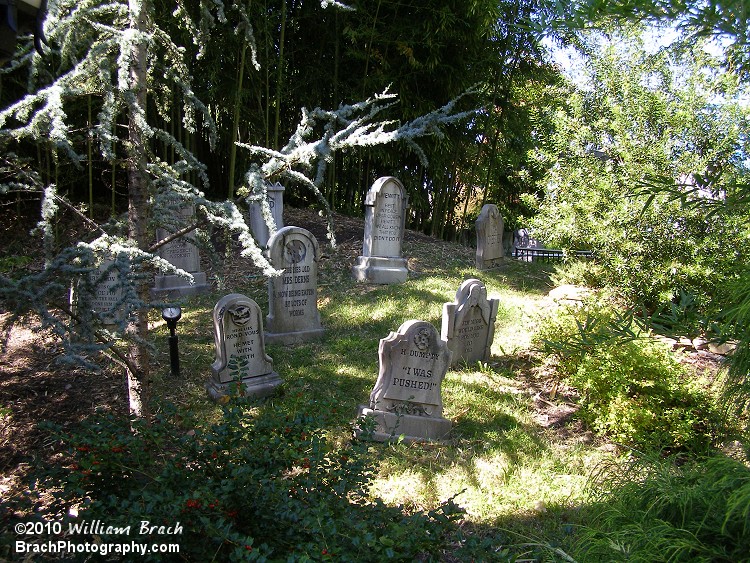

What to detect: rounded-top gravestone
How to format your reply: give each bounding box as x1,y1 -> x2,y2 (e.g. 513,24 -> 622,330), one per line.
265,226 -> 325,344
207,293 -> 281,400
352,176 -> 409,284
475,204 -> 504,270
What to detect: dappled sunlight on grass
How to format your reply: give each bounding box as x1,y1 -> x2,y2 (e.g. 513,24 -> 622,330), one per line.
142,242 -> 604,547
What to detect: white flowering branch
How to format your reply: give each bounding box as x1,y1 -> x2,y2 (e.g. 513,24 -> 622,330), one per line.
237,87 -> 476,247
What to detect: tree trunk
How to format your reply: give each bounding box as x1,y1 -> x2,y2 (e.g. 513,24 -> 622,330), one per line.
273,0 -> 287,150
228,42 -> 248,198
88,95 -> 93,219
126,0 -> 152,419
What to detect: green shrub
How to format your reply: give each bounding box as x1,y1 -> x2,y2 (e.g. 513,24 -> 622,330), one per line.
534,300 -> 726,453
571,454 -> 750,562
2,401 -> 462,562
570,340 -> 723,452
549,260 -> 606,289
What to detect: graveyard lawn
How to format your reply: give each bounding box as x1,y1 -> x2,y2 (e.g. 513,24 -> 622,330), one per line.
0,204 -> 729,561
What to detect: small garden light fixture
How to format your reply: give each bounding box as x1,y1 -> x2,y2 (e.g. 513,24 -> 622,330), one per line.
162,306 -> 182,377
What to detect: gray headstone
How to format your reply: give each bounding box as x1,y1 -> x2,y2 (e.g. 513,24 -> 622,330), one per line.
207,293 -> 282,400
355,320 -> 452,442
265,226 -> 325,344
71,258 -> 128,330
441,279 -> 499,366
352,177 -> 409,284
248,182 -> 285,248
152,205 -> 209,297
475,204 -> 504,269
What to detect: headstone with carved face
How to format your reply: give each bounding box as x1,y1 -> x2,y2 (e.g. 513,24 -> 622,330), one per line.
475,204 -> 504,269
265,226 -> 325,344
207,293 -> 281,400
352,176 -> 409,284
442,279 -> 499,366
355,320 -> 452,442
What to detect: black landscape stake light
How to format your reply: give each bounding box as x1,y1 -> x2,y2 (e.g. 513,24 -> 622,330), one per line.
162,306 -> 182,377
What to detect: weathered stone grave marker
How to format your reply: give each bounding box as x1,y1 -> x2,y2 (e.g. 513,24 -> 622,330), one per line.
71,257 -> 128,329
152,205 -> 209,297
355,320 -> 452,442
352,176 -> 409,284
265,226 -> 324,344
90,259 -> 125,326
207,293 -> 281,400
442,279 -> 499,366
475,203 -> 504,269
248,182 -> 285,248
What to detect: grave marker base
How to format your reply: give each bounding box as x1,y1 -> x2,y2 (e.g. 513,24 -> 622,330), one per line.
476,257 -> 504,270
206,371 -> 282,401
152,272 -> 210,298
352,256 -> 408,284
354,406 -> 451,443
265,327 -> 325,345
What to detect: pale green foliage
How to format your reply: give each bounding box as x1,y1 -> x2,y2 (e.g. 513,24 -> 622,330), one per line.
542,0 -> 750,79
534,298 -> 727,452
529,30 -> 750,320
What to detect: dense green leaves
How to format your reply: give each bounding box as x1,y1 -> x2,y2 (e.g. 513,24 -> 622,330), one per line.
528,30 -> 750,322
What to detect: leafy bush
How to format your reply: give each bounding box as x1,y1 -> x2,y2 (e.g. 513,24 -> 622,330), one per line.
570,340 -> 723,452
549,259 -> 606,289
534,300 -> 726,453
2,400 -> 463,562
571,454 -> 750,562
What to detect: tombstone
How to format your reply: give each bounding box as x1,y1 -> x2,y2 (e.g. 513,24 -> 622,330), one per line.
475,204 -> 504,269
355,320 -> 452,442
70,257 -> 129,331
151,205 -> 209,297
248,182 -> 285,248
441,279 -> 499,366
265,226 -> 325,344
352,177 -> 409,284
207,294 -> 282,400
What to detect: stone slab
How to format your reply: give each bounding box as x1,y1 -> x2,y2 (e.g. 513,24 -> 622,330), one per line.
354,406 -> 452,443
351,256 -> 409,284
353,177 -> 409,284
355,320 -> 452,443
208,293 -> 281,400
248,182 -> 285,248
476,204 -> 504,270
265,226 -> 325,344
442,278 -> 499,366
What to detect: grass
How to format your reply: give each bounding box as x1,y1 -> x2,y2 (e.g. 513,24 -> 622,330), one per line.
142,237 -> 618,559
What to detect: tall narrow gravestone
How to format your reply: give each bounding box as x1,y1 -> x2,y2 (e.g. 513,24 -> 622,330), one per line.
355,321 -> 452,442
442,279 -> 499,366
265,226 -> 325,344
248,182 -> 285,248
475,204 -> 504,270
352,177 -> 409,284
152,205 -> 209,297
207,294 -> 282,400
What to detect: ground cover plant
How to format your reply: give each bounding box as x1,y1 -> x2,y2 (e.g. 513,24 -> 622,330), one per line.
533,296 -> 729,453
0,208 -> 747,562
